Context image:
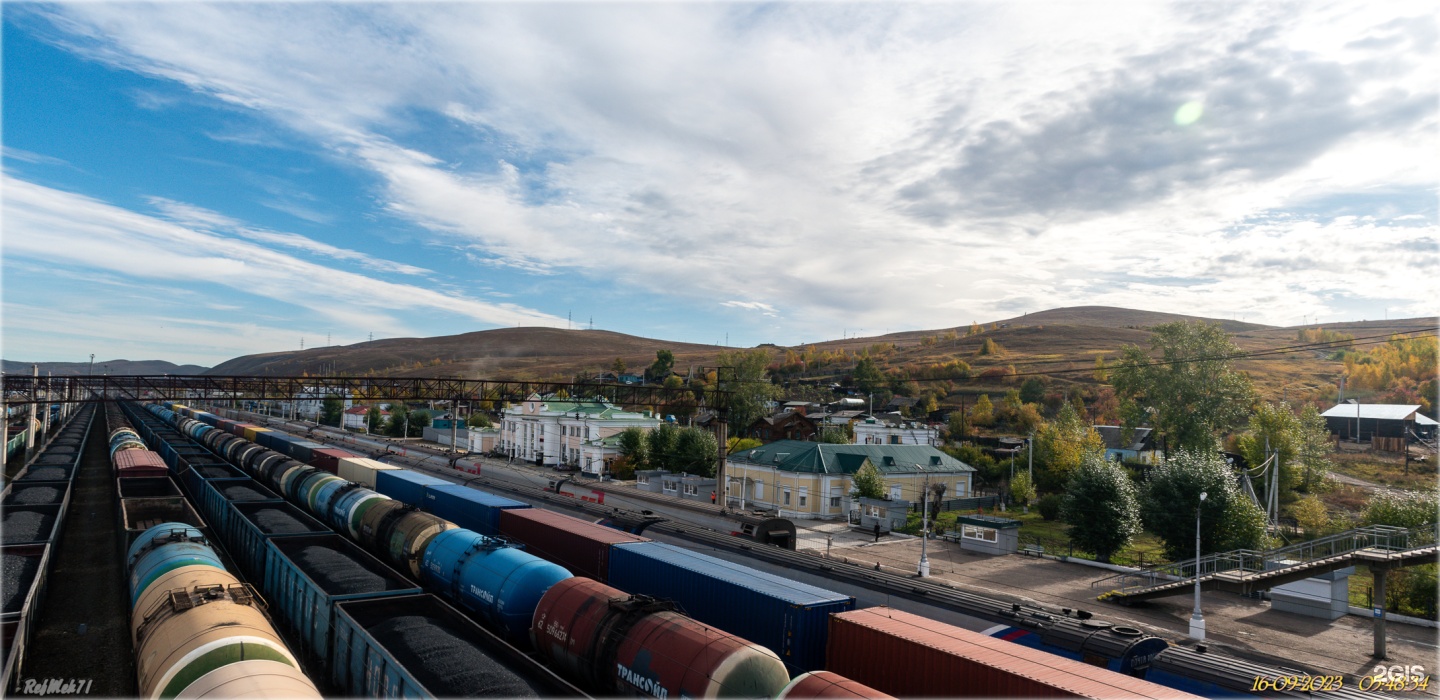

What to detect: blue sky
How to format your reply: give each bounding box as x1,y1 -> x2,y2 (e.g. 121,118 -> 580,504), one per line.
3,2 -> 1436,366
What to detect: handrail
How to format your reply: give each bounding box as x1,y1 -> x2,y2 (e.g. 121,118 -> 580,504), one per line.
1100,522 -> 1438,596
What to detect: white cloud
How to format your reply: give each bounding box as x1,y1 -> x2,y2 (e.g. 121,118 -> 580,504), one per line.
16,2 -> 1439,340
3,177 -> 566,336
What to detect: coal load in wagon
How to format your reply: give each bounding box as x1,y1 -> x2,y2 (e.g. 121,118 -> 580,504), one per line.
2,511 -> 54,544
249,507 -> 317,535
20,467 -> 70,482
5,485 -> 63,506
291,546 -> 399,595
32,454 -> 72,465
44,446 -> 77,455
221,483 -> 274,501
369,615 -> 538,698
2,554 -> 41,613
198,467 -> 234,478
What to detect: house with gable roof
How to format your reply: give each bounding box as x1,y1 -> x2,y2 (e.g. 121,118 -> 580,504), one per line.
499,393 -> 660,473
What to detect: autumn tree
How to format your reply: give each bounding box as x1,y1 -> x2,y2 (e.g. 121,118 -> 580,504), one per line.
1033,402 -> 1105,492
1010,471 -> 1035,506
1112,322 -> 1255,453
1061,452 -> 1142,562
969,394 -> 995,427
819,426 -> 851,444
716,349 -> 780,433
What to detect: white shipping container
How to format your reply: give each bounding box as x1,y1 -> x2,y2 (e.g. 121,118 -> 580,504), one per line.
337,457 -> 401,488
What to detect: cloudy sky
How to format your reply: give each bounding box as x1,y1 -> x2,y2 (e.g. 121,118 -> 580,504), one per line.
3,2 -> 1435,366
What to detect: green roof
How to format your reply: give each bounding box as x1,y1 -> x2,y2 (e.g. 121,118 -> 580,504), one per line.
730,440 -> 974,475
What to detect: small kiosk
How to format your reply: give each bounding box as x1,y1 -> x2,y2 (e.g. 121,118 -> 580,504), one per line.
954,514 -> 1022,555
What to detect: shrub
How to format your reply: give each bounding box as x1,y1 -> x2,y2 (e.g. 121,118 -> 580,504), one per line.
1037,493 -> 1063,521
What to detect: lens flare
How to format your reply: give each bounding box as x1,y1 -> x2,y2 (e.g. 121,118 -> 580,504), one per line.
1174,101 -> 1204,126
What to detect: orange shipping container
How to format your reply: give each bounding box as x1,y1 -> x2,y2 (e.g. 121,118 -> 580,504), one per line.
826,608 -> 1201,699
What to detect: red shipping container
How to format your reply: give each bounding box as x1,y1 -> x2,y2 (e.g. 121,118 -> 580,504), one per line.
498,508 -> 648,580
826,608 -> 1201,699
113,449 -> 168,478
532,577 -> 790,698
779,671 -> 893,699
310,448 -> 358,474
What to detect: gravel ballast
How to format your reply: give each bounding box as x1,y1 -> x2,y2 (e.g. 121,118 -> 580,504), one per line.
368,615 -> 537,697
21,467 -> 70,481
248,508 -> 316,535
2,554 -> 41,613
221,483 -> 274,501
3,511 -> 55,544
6,486 -> 63,505
290,545 -> 392,594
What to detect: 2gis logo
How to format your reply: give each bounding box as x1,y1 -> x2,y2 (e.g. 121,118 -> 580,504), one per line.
1360,664 -> 1428,692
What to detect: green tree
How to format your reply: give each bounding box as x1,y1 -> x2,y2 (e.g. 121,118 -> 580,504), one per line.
1033,403 -> 1106,492
1142,450 -> 1268,560
1061,453 -> 1142,562
648,423 -> 682,471
969,394 -> 995,427
978,338 -> 1004,356
716,349 -> 780,433
947,409 -> 968,441
673,427 -> 719,477
467,412 -> 492,428
618,426 -> 651,470
365,405 -> 385,433
385,403 -> 410,437
647,350 -> 675,382
852,356 -> 886,394
850,461 -> 886,500
1014,403 -> 1044,434
1362,490 -> 1439,529
407,410 -> 432,437
1010,471 -> 1035,506
1093,355 -> 1109,382
819,426 -> 851,444
611,357 -> 627,375
1294,405 -> 1335,492
319,396 -> 344,427
727,437 -> 762,453
1236,401 -> 1302,503
1112,322 -> 1255,453
1019,377 -> 1046,405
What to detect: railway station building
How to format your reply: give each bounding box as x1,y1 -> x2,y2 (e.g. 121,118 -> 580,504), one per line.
499,393 -> 660,474
723,440 -> 974,520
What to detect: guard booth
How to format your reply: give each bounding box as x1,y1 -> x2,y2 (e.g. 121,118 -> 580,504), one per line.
955,514 -> 1022,555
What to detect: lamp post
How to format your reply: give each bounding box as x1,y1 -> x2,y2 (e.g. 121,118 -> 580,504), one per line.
1190,491 -> 1208,640
919,470 -> 931,577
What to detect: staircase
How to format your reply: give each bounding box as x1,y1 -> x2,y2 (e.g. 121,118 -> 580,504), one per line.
1093,524 -> 1438,604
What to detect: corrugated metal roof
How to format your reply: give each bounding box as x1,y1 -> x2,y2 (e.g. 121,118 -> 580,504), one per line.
1321,404 -> 1425,421
731,440 -> 973,475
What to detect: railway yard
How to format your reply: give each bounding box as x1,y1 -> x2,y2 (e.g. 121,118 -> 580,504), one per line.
1,399 -> 1435,699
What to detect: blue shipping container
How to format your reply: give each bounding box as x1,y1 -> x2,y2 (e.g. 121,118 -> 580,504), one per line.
263,533 -> 421,667
374,469 -> 449,507
420,483 -> 528,537
606,542 -> 854,672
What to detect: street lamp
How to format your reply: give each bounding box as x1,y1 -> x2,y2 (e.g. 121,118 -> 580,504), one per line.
918,469 -> 932,577
1190,491 -> 1208,640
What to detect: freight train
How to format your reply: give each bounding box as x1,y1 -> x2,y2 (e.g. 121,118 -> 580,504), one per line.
123,523 -> 321,698
1,403 -> 94,691
142,401 -> 1204,700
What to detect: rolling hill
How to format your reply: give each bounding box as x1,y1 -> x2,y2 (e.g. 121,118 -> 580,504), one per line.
1,359 -> 209,376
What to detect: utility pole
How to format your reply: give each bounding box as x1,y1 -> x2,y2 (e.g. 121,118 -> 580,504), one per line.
1191,491 -> 1208,640
919,471 -> 931,577
24,364 -> 37,461
1,371 -> 9,473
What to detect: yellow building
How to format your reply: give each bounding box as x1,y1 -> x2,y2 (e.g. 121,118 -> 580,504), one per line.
723,441 -> 974,520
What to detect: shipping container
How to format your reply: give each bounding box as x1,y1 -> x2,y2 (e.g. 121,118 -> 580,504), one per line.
607,542 -> 853,672
778,671 -> 894,699
311,448 -> 360,474
532,577 -> 789,698
419,529 -> 570,641
333,594 -> 575,698
422,483 -> 528,537
337,457 -> 400,488
224,501 -> 332,582
244,426 -> 270,443
825,608 -> 1201,699
263,533 -> 421,666
112,449 -> 167,478
375,469 -> 449,506
116,476 -> 182,499
497,507 -> 648,581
